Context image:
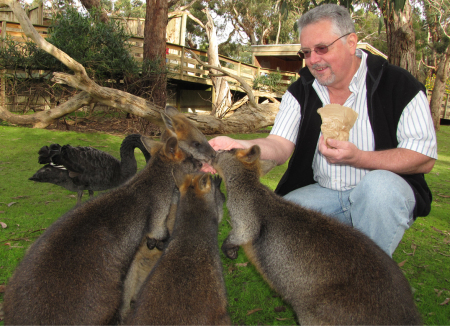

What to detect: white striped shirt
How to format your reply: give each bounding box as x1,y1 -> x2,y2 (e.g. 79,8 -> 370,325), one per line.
271,49 -> 438,191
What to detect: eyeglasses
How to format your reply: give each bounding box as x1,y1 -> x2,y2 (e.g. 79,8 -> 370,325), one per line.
297,32 -> 352,59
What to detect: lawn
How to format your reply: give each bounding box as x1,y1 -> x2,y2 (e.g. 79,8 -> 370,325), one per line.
0,123 -> 449,325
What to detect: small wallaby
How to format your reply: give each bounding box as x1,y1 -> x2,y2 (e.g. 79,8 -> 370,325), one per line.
124,173 -> 231,325
3,136 -> 201,325
213,146 -> 422,325
119,188 -> 179,320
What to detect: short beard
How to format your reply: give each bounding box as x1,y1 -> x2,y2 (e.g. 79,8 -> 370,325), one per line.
310,64 -> 336,86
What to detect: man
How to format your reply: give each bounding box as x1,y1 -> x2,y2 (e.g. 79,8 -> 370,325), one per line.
206,4 -> 437,257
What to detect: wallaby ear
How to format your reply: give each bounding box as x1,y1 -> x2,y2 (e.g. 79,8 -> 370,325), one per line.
163,136 -> 180,158
165,105 -> 179,117
161,112 -> 178,141
161,111 -> 178,132
141,136 -> 161,155
236,145 -> 261,164
197,173 -> 211,192
260,159 -> 277,176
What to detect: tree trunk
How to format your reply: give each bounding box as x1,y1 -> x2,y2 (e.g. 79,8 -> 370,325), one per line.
430,47 -> 450,131
143,0 -> 170,108
275,12 -> 281,44
384,0 -> 417,76
203,8 -> 233,118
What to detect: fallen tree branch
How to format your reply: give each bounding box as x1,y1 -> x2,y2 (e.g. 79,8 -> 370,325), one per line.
0,91 -> 94,128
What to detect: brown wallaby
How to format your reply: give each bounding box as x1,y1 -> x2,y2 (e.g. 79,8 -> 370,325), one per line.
3,136 -> 202,325
119,106 -> 216,320
123,173 -> 231,325
119,188 -> 179,320
213,146 -> 422,325
161,106 -> 216,164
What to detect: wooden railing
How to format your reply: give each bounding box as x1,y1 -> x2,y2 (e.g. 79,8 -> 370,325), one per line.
1,21 -> 298,95
129,36 -> 298,94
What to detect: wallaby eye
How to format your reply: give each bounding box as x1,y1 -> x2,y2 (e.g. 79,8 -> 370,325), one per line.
192,141 -> 200,148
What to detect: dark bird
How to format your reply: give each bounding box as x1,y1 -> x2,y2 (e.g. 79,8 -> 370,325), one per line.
29,134 -> 151,204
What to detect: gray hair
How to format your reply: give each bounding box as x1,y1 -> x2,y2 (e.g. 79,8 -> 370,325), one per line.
297,4 -> 356,38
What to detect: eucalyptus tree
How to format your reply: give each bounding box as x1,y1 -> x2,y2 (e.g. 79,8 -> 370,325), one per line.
217,0 -> 278,45
113,0 -> 146,18
421,0 -> 450,130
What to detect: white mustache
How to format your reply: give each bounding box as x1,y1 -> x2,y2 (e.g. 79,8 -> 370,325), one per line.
311,63 -> 330,70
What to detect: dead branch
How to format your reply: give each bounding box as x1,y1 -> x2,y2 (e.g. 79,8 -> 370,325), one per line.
0,91 -> 94,128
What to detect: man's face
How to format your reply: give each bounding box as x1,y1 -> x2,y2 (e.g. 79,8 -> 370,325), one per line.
300,20 -> 354,88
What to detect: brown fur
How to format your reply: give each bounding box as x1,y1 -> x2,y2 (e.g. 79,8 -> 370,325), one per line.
119,188 -> 179,320
213,146 -> 422,325
3,137 -> 201,325
124,173 -> 231,325
161,106 -> 216,163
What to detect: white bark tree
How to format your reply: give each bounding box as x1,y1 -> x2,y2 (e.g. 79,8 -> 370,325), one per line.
203,8 -> 233,118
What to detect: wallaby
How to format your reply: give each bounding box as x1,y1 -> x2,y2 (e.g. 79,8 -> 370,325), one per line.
119,106 -> 216,320
161,105 -> 216,164
213,146 -> 422,325
124,173 -> 231,325
3,136 -> 202,325
119,188 -> 179,320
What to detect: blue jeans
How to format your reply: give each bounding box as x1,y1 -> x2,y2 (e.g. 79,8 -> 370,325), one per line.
283,170 -> 415,257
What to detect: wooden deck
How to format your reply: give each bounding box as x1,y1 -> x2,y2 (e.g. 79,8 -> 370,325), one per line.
0,21 -> 298,97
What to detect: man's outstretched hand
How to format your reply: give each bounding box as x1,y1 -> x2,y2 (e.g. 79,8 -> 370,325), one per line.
209,136 -> 246,151
201,136 -> 246,173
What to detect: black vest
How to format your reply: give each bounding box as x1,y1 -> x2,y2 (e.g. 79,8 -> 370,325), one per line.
274,50 -> 432,218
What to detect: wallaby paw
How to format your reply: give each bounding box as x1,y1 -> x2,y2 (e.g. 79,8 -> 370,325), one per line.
146,237 -> 167,251
155,239 -> 166,250
146,238 -> 157,250
222,243 -> 239,260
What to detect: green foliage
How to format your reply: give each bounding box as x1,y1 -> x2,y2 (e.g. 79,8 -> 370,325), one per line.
113,0 -> 146,18
218,44 -> 253,64
45,7 -> 140,81
353,8 -> 388,55
0,36 -> 42,71
434,36 -> 450,54
252,71 -> 288,93
0,7 -> 140,83
426,76 -> 450,95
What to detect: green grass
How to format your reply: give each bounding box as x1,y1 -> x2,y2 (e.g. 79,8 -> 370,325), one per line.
0,124 -> 449,324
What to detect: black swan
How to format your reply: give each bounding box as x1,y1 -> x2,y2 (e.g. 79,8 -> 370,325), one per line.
29,134 -> 151,204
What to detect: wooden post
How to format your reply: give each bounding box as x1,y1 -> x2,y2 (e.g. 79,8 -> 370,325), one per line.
180,47 -> 185,80
38,3 -> 44,25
